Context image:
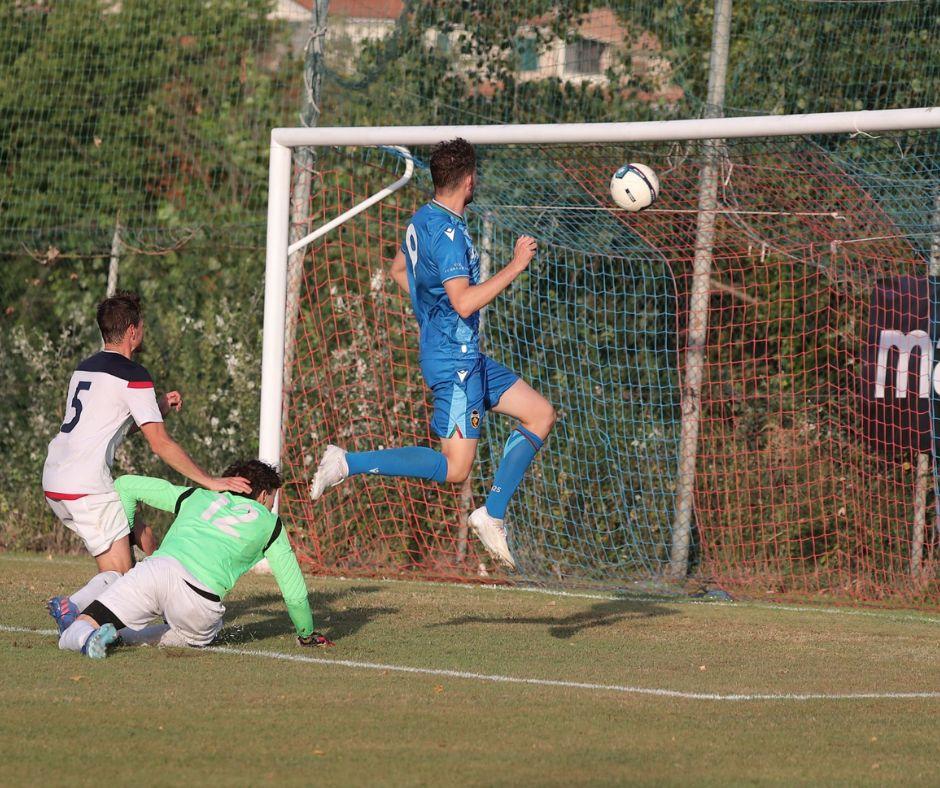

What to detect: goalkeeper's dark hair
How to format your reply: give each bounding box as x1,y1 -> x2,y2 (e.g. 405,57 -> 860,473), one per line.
429,138 -> 476,192
222,459 -> 282,499
97,290 -> 142,343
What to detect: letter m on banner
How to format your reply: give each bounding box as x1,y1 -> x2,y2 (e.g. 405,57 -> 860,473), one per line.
875,330 -> 934,399
861,275 -> 935,454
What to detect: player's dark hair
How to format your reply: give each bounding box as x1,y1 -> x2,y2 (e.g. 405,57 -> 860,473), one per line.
429,138 -> 476,192
222,459 -> 282,499
97,291 -> 142,344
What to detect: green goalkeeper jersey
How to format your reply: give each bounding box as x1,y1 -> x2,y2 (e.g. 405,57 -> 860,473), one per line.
114,474 -> 314,638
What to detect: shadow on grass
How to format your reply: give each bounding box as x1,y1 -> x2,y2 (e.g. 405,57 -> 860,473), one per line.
427,598 -> 675,639
217,585 -> 398,645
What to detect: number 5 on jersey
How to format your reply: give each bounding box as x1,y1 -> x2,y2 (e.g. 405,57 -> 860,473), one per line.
60,381 -> 92,433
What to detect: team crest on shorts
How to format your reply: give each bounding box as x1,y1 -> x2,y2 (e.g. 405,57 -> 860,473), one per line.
470,410 -> 481,429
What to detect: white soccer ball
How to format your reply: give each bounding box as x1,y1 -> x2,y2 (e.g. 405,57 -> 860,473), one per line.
609,163 -> 659,212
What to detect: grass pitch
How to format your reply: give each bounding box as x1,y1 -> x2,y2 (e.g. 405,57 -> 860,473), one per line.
1,554 -> 939,786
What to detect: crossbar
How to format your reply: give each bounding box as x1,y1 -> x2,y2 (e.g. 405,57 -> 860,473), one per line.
270,107 -> 940,148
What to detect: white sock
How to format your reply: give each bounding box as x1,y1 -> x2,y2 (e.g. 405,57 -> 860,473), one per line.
70,571 -> 121,612
117,624 -> 170,647
158,628 -> 189,648
59,620 -> 95,652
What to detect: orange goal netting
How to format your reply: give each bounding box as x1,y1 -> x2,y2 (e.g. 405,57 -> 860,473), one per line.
278,135 -> 940,605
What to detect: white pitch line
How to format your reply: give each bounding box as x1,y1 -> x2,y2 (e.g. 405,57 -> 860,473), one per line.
1,625 -> 58,636
3,624 -> 939,703
476,584 -> 940,627
208,646 -> 940,702
361,575 -> 940,627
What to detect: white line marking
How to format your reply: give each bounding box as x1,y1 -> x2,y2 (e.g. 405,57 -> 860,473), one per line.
208,646 -> 940,702
347,575 -> 940,627
476,584 -> 940,626
1,625 -> 58,636
3,624 -> 939,703
0,554 -> 71,564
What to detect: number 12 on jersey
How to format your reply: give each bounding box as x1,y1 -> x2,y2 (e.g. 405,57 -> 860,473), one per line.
200,494 -> 259,538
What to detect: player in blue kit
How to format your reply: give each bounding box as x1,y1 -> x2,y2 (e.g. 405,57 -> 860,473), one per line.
311,138 -> 556,569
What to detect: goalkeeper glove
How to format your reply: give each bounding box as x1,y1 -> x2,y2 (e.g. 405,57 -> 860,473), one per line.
298,631 -> 334,648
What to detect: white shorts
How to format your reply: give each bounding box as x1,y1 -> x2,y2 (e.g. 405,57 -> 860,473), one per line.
95,556 -> 224,647
45,492 -> 130,557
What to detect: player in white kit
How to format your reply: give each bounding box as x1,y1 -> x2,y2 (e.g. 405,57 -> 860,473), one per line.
43,291 -> 250,632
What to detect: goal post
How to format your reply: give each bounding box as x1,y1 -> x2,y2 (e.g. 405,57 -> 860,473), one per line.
262,107 -> 940,463
260,145 -> 415,470
261,107 -> 940,599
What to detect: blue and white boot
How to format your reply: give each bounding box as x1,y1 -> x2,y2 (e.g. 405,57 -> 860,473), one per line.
81,623 -> 119,659
47,596 -> 79,634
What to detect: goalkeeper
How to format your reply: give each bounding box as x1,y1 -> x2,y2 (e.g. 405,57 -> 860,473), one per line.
55,460 -> 332,659
311,138 -> 556,569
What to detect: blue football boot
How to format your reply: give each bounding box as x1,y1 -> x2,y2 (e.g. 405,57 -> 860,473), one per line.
47,596 -> 79,634
81,623 -> 119,659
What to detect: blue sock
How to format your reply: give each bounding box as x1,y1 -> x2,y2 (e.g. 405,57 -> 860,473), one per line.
346,447 -> 448,483
485,425 -> 544,519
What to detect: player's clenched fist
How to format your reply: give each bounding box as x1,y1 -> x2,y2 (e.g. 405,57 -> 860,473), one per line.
159,390 -> 183,415
511,235 -> 537,270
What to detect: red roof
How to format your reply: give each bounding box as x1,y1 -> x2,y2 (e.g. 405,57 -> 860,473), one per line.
527,7 -> 630,45
291,0 -> 403,18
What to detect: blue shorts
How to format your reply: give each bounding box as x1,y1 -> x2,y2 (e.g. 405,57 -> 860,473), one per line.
421,355 -> 519,440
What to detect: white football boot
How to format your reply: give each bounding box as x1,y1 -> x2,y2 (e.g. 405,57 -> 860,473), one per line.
310,444 -> 350,500
468,506 -> 516,569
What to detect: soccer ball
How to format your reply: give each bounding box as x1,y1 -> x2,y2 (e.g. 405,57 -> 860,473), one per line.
609,163 -> 659,212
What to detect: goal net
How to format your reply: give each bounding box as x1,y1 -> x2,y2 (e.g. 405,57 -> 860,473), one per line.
265,112 -> 940,602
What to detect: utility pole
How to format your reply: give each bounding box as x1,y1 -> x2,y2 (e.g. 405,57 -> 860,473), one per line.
283,0 -> 330,423
255,1 -> 329,576
668,0 -> 733,578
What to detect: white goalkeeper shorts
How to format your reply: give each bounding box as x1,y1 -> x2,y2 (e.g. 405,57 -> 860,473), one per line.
95,556 -> 225,647
45,492 -> 130,557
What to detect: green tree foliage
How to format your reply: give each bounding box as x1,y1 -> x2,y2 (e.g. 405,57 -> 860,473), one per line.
1,0 -> 938,598
0,0 -> 295,547
0,0 -> 292,251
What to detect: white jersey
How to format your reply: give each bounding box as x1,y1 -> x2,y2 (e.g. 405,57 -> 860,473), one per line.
43,350 -> 163,496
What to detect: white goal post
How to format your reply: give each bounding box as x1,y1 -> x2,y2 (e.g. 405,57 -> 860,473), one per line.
260,106 -> 940,572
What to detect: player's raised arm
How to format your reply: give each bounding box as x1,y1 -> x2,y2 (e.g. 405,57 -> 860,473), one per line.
114,474 -> 190,530
139,422 -> 251,494
443,234 -> 537,318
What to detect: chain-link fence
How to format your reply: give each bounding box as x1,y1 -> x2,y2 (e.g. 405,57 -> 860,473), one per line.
2,2 -> 937,584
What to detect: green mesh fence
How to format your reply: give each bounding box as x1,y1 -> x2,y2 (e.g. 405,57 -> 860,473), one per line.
1,1 -> 938,604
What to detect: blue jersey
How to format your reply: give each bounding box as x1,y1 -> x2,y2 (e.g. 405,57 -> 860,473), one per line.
401,201 -> 481,363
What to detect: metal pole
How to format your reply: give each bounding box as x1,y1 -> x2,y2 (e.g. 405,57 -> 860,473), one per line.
269,107 -> 940,148
258,142 -> 293,469
918,190 -> 940,580
106,217 -> 122,297
282,0 -> 329,450
254,2 -> 328,576
668,0 -> 733,578
913,452 -> 929,581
